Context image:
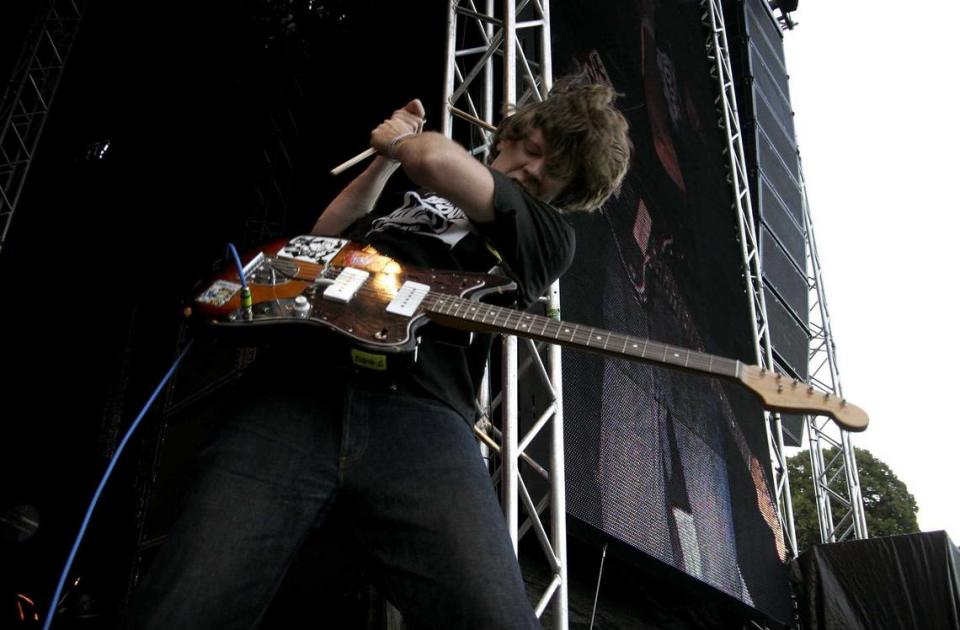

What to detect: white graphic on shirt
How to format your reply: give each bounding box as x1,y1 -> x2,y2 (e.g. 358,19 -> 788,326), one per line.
368,191 -> 473,248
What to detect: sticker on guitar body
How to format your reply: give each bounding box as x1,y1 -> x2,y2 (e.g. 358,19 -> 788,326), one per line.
277,235 -> 349,265
196,280 -> 242,307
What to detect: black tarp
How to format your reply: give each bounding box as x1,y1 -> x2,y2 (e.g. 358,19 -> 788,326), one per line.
791,530 -> 960,629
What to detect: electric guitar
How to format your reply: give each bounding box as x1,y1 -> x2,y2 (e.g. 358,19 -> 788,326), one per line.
191,235 -> 868,432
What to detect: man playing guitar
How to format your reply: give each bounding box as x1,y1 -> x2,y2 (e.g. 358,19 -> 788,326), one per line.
125,78 -> 632,629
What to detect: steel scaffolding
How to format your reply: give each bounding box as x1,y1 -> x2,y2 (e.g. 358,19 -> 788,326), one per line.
0,0 -> 86,254
701,0 -> 799,557
443,1 -> 568,627
800,161 -> 868,543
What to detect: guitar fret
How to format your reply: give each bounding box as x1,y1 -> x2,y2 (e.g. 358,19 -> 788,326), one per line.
509,311 -> 519,332
500,308 -> 512,329
508,309 -> 521,332
519,314 -> 532,333
552,320 -> 565,340
501,308 -> 514,332
668,346 -> 682,366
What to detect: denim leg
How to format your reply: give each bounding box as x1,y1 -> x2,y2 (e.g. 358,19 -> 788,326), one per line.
341,386 -> 540,630
124,385 -> 343,630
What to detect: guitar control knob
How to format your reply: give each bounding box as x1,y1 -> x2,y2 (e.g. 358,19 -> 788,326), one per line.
293,295 -> 311,318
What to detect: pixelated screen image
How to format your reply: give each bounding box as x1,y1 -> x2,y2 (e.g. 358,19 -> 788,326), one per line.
553,0 -> 791,621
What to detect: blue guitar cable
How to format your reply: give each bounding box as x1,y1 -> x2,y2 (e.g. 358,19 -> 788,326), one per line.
227,242 -> 253,313
42,338 -> 195,630
226,243 -> 248,289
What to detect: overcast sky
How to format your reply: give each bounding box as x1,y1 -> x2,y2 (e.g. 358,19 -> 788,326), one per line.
782,1 -> 960,544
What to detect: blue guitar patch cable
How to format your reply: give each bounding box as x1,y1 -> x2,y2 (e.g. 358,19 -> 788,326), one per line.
42,338 -> 195,630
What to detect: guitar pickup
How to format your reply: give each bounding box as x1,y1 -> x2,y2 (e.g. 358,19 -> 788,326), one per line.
386,281 -> 431,317
322,267 -> 370,303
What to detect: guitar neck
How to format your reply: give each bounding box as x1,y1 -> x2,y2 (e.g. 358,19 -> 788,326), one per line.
423,290 -> 868,432
423,292 -> 741,381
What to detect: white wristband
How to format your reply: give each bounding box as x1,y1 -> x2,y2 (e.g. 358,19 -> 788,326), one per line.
387,132 -> 416,160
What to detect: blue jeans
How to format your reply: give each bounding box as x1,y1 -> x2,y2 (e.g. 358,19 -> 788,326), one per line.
124,374 -> 539,629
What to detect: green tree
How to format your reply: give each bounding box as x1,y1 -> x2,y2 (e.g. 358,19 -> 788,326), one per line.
786,447 -> 920,552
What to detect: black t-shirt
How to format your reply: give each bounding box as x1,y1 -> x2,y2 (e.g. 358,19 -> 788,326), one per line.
362,168 -> 576,422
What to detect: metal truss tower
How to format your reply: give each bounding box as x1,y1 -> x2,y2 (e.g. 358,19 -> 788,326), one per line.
0,0 -> 86,254
443,1 -> 569,627
801,163 -> 868,543
701,0 -> 799,557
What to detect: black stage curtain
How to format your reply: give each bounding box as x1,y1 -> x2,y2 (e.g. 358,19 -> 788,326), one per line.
792,530 -> 960,629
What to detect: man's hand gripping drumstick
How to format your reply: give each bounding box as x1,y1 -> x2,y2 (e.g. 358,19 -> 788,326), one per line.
330,99 -> 426,175
313,99 -> 426,236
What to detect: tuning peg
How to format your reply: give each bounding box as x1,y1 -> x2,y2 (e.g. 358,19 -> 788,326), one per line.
824,392 -> 831,401
791,379 -> 800,388
840,399 -> 847,407
807,385 -> 815,394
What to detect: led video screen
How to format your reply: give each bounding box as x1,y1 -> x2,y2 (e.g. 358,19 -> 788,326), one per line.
553,0 -> 791,621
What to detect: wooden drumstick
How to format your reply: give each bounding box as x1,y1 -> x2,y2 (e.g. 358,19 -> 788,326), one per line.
329,117 -> 429,176
330,147 -> 376,176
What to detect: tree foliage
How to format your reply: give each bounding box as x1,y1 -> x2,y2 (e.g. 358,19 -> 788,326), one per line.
787,447 -> 919,552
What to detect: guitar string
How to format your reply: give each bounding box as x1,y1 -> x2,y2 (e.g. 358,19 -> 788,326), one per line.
237,265 -> 738,377
228,255 -> 857,419
243,255 -> 740,374
232,260 -> 852,413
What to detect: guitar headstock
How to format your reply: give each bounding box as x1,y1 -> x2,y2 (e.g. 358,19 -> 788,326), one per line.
738,365 -> 869,432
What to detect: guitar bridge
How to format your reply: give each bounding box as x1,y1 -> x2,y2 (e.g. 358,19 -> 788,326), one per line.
248,256 -> 300,285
